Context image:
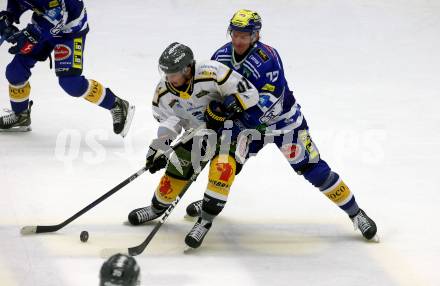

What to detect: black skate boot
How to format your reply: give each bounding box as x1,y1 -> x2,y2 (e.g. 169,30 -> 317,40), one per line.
0,101 -> 33,132
128,206 -> 164,226
350,209 -> 379,242
185,200 -> 203,218
110,94 -> 135,137
185,217 -> 212,249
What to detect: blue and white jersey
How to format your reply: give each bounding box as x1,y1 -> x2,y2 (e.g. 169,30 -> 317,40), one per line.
6,0 -> 89,41
212,41 -> 303,131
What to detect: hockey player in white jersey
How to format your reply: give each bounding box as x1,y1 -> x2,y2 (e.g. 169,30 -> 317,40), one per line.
127,42 -> 259,248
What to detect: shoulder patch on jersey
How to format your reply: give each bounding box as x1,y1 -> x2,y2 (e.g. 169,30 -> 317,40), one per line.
256,49 -> 270,62
49,0 -> 60,8
153,85 -> 169,107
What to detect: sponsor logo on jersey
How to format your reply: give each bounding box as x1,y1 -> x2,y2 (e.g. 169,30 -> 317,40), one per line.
20,42 -> 35,54
249,55 -> 262,67
194,90 -> 210,98
298,130 -> 319,160
257,49 -> 269,62
281,143 -> 302,161
54,44 -> 72,61
168,99 -> 179,109
49,0 -> 60,8
261,83 -> 275,92
216,163 -> 234,181
260,95 -> 284,123
259,94 -> 272,107
159,177 -> 173,196
177,158 -> 191,168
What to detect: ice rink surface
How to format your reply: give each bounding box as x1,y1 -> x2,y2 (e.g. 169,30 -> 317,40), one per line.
1,0 -> 439,285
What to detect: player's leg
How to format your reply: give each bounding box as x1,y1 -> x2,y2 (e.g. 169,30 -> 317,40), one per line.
185,132 -> 264,217
185,151 -> 239,248
54,36 -> 135,136
0,54 -> 37,130
127,140 -> 209,225
277,121 -> 378,240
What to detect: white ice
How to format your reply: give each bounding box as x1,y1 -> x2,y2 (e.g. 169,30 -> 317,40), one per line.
1,0 -> 439,285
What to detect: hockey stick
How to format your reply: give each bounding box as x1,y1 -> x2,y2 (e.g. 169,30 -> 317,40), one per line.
102,130 -> 218,257
20,167 -> 148,235
21,125 -> 208,235
101,168 -> 202,257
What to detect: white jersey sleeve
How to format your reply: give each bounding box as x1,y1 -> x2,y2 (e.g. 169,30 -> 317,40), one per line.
152,82 -> 182,139
195,60 -> 259,110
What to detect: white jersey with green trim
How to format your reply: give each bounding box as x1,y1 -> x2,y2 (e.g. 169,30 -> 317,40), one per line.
152,60 -> 259,138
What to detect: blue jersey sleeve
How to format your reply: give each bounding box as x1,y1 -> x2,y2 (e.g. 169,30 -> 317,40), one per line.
6,0 -> 27,23
247,46 -> 288,98
31,0 -> 67,41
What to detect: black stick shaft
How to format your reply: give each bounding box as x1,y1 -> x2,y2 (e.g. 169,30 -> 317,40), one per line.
34,167 -> 148,233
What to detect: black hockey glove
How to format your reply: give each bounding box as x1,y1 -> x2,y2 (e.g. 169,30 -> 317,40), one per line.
204,101 -> 227,132
0,11 -> 19,42
146,137 -> 173,174
8,25 -> 40,55
223,94 -> 245,115
204,95 -> 244,132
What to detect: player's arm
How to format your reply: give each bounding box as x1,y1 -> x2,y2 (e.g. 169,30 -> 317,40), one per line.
0,1 -> 26,42
254,50 -> 288,98
148,84 -> 183,173
205,61 -> 259,131
216,61 -> 259,112
7,0 -> 68,55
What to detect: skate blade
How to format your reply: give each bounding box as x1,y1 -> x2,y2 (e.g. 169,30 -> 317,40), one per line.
370,234 -> 381,243
120,105 -> 135,138
183,246 -> 198,254
184,214 -> 198,221
0,126 -> 32,132
100,248 -> 129,259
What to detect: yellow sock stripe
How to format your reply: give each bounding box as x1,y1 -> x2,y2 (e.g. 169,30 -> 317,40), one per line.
82,79 -> 105,105
155,175 -> 188,204
9,82 -> 31,103
322,179 -> 353,206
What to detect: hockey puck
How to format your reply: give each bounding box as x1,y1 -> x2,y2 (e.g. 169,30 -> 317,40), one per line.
80,231 -> 89,243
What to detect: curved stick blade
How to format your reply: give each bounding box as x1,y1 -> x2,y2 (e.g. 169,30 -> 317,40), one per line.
20,226 -> 37,235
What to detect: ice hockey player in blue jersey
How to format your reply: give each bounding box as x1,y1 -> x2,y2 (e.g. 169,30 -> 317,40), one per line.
185,9 -> 378,247
0,0 -> 135,136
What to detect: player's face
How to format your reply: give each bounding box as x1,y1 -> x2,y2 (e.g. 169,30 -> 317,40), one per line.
231,31 -> 252,55
166,67 -> 192,87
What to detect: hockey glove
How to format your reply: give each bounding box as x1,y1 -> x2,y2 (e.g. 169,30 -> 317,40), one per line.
146,137 -> 172,174
223,94 -> 245,115
0,11 -> 19,42
204,101 -> 228,132
204,95 -> 245,132
8,25 -> 40,55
